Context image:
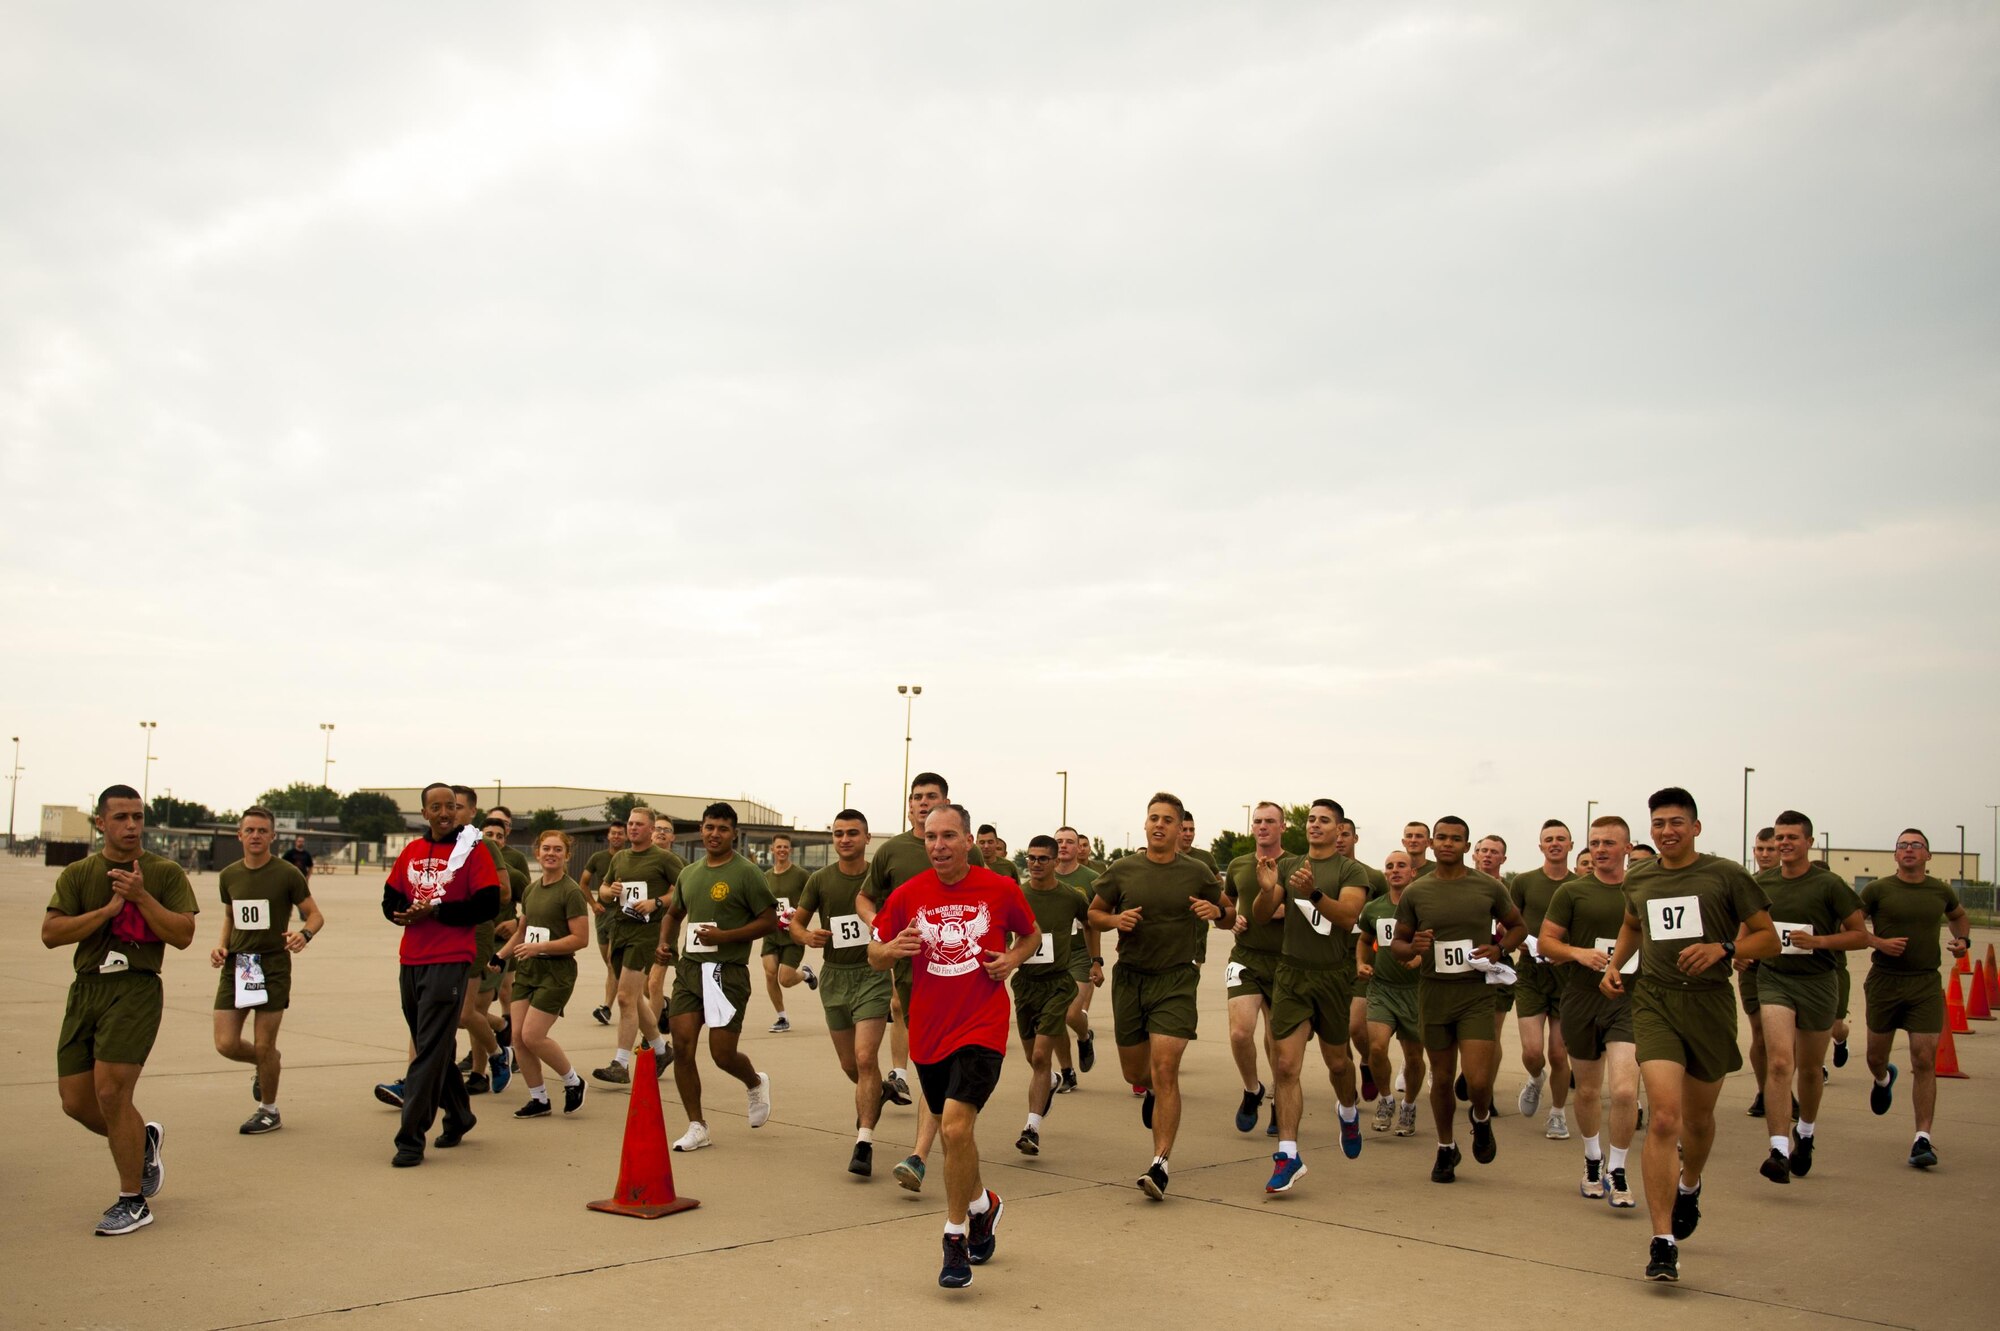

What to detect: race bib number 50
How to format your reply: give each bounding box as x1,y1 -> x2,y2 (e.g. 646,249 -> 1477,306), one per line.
1434,940 -> 1472,975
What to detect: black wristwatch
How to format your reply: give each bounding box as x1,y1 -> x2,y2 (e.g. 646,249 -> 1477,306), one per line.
299,927 -> 315,943
1308,888 -> 1326,906
1720,939 -> 1736,959
1089,956 -> 1103,965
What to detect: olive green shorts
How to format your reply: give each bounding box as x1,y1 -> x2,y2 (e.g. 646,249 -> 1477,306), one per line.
1515,958 -> 1561,1020
1864,969 -> 1944,1036
762,937 -> 806,967
1420,979 -> 1497,1050
594,907 -> 615,945
1559,987 -> 1635,1061
1111,964 -> 1200,1045
1738,963 -> 1761,1016
1633,983 -> 1741,1082
1271,963 -> 1351,1042
512,960 -> 577,1017
668,959 -> 752,1033
58,972 -> 165,1075
1066,933 -> 1095,986
819,963 -> 892,1032
1490,982 -> 1515,1014
1224,947 -> 1279,1002
213,951 -> 293,1012
1836,962 -> 1851,1019
1013,971 -> 1079,1042
1754,967 -> 1838,1033
1366,980 -> 1421,1044
611,932 -> 661,977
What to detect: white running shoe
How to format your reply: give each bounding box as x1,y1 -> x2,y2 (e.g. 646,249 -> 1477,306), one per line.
1518,1073 -> 1545,1118
1545,1107 -> 1570,1140
671,1122 -> 712,1152
1394,1101 -> 1418,1137
747,1072 -> 772,1128
1372,1097 -> 1396,1133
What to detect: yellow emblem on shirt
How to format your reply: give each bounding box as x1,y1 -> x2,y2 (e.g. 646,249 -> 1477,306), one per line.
710,883 -> 730,902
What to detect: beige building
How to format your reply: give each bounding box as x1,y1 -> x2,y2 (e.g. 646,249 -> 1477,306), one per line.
363,785 -> 786,829
1826,847 -> 1979,888
41,804 -> 93,842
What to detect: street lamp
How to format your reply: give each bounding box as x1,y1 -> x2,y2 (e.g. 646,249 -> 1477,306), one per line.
1057,770 -> 1069,825
897,685 -> 922,800
495,778 -> 504,807
319,723 -> 336,788
1987,804 -> 1999,888
6,736 -> 20,849
1586,799 -> 1598,835
140,722 -> 158,804
1242,804 -> 1251,834
841,782 -> 851,812
1740,767 -> 1754,866
1958,824 -> 1967,887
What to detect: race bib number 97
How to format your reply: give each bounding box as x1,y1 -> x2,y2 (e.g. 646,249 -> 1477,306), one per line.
1646,896 -> 1702,942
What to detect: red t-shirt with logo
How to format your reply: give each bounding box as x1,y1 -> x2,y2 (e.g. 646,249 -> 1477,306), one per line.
387,832 -> 499,966
873,865 -> 1036,1063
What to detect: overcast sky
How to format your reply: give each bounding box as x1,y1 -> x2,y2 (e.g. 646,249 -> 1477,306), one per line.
4,2 -> 1997,866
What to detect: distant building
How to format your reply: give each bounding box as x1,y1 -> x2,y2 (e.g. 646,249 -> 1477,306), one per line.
1827,847 -> 1979,889
41,805 -> 92,842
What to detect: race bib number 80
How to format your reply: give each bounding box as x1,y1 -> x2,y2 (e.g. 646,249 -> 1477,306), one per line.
233,900 -> 268,931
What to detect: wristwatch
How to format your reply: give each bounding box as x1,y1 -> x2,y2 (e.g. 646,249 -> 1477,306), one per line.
299,927 -> 315,943
1720,939 -> 1736,959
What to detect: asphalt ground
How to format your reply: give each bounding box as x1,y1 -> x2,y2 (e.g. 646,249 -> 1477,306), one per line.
4,859 -> 1994,1330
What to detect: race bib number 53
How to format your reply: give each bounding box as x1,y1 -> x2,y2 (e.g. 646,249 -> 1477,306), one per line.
829,914 -> 868,947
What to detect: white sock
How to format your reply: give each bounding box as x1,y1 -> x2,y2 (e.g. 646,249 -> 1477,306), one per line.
1656,1234 -> 1676,1246
1337,1102 -> 1358,1123
563,1070 -> 583,1087
1770,1135 -> 1790,1155
943,1220 -> 968,1237
1582,1133 -> 1602,1161
1471,1108 -> 1489,1123
966,1190 -> 991,1217
1796,1120 -> 1815,1138
651,1037 -> 667,1055
1279,1139 -> 1299,1158
895,1067 -> 910,1083
530,1086 -> 550,1103
259,1102 -> 277,1114
1914,1131 -> 1931,1144
1875,1071 -> 1890,1086
1026,1113 -> 1042,1131
1678,1176 -> 1699,1195
1608,1145 -> 1629,1171
1151,1155 -> 1169,1174
614,1048 -> 631,1066
856,1127 -> 873,1144
1438,1140 -> 1455,1150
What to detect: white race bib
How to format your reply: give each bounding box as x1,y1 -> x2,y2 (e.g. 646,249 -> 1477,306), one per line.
1646,895 -> 1702,942
1070,918 -> 1084,936
1774,921 -> 1809,956
524,924 -> 551,945
1225,961 -> 1246,987
683,919 -> 717,954
620,881 -> 646,910
1434,939 -> 1473,975
1596,936 -> 1640,975
234,952 -> 268,1008
774,896 -> 792,916
1375,919 -> 1397,947
100,950 -> 129,974
1028,931 -> 1056,967
233,899 -> 269,931
830,913 -> 868,948
1300,900 -> 1334,936
1523,935 -> 1541,961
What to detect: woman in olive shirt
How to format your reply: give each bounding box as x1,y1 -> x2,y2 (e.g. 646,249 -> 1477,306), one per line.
498,830 -> 592,1117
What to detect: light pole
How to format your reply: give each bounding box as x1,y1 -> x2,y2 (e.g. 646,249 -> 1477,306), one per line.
140,722 -> 158,804
841,782 -> 851,812
6,736 -> 20,848
1740,767 -> 1754,866
1987,804 -> 1998,887
495,778 -> 504,808
1057,770 -> 1069,825
1958,824 -> 1967,887
1586,799 -> 1598,835
897,684 -> 922,801
319,723 -> 336,788
1242,804 -> 1251,834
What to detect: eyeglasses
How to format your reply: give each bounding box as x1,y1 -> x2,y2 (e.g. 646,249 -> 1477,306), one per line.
1024,853 -> 1054,863
1894,842 -> 1927,850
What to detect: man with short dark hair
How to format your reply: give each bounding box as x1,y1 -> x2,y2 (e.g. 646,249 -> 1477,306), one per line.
871,804 -> 1038,1288
791,809 -> 887,1176
1741,826 -> 1781,1114
1402,822 -> 1434,877
1224,801 -> 1287,1137
1511,820 -> 1577,1140
1012,834 -> 1094,1157
1604,787 -> 1777,1283
44,785 -> 199,1234
977,825 -> 1020,882
1333,818 -> 1389,1106
1053,825 -> 1102,1087
590,807 -> 675,1084
761,833 -> 817,1033
281,834 -> 314,880
579,821 -> 628,1025
1360,851 -> 1426,1138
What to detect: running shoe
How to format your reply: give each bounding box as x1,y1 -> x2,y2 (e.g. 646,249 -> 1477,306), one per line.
1909,1136 -> 1937,1169
489,1049 -> 511,1095
564,1079 -> 586,1114
1016,1126 -> 1040,1156
1745,1091 -> 1765,1117
1372,1097 -> 1396,1133
1360,1064 -> 1377,1103
514,1098 -> 552,1119
434,1116 -> 474,1149
1141,1089 -> 1155,1129
1266,1153 -> 1306,1193
769,1014 -> 791,1034
1544,1107 -> 1569,1140
1138,1162 -> 1169,1200
849,1141 -> 873,1177
1607,1166 -> 1635,1207
1759,1148 -> 1791,1185
1431,1143 -> 1461,1183
1236,1083 -> 1267,1133
1267,1102 -> 1279,1137
801,964 -> 818,991
239,1107 -> 281,1135
1671,1181 -> 1701,1240
1579,1156 -> 1605,1199
464,1073 -> 490,1095
95,1196 -> 152,1237
1470,1112 -> 1496,1164
1789,1134 -> 1814,1177
883,1073 -> 913,1106
967,1190 -> 1003,1264
1518,1072 -> 1544,1117
1832,1037 -> 1848,1068
1078,1031 -> 1095,1073
894,1154 -> 926,1191
747,1073 -> 772,1128
1645,1237 -> 1679,1283
141,1122 -> 164,1198
1870,1065 -> 1898,1116
1340,1113 -> 1363,1159
672,1122 -> 712,1152
592,1061 -> 631,1085
939,1233 -> 972,1289
591,1004 -> 612,1026
374,1080 -> 406,1108
1395,1101 -> 1418,1137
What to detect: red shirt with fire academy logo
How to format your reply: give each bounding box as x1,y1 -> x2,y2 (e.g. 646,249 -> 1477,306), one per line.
872,865 -> 1036,1063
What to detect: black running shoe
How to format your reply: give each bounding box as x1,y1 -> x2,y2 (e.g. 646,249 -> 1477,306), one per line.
882,1073 -> 913,1106
1745,1091 -> 1765,1117
939,1233 -> 972,1289
1758,1148 -> 1790,1184
1910,1136 -> 1937,1169
465,1073 -> 490,1095
514,1098 -> 552,1119
967,1190 -> 1003,1264
1016,1126 -> 1040,1156
1870,1064 -> 1897,1116
1431,1143 -> 1461,1183
1360,1064 -> 1377,1103
498,1014 -> 512,1048
1645,1237 -> 1679,1282
563,1080 -> 586,1114
591,1004 -> 612,1026
1141,1089 -> 1155,1129
252,1072 -> 261,1103
1078,1031 -> 1095,1074
1235,1084 -> 1266,1133
1832,1038 -> 1848,1068
1670,1181 -> 1701,1240
457,1052 -> 475,1074
1470,1112 -> 1496,1164
1138,1161 -> 1169,1200
141,1122 -> 164,1199
1789,1134 -> 1814,1177
1266,1102 -> 1279,1137
434,1115 -> 475,1149
849,1140 -> 873,1177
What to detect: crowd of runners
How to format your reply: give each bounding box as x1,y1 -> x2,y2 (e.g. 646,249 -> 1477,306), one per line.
41,776 -> 1976,1288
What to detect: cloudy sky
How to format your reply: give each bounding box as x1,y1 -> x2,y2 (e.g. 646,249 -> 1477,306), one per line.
5,2 -> 1997,866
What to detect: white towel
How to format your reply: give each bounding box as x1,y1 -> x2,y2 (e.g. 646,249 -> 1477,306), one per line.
701,962 -> 737,1028
234,953 -> 269,1008
1470,955 -> 1518,987
445,824 -> 480,874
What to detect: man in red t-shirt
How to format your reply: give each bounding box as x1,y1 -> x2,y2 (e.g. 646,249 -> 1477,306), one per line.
872,804 -> 1039,1290
381,782 -> 501,1167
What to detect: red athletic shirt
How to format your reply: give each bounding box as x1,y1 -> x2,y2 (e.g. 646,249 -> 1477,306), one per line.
387,833 -> 499,966
873,865 -> 1036,1063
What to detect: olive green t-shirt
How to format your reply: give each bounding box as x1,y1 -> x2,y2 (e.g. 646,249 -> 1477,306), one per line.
580,849 -> 614,892
48,851 -> 200,976
1510,866 -> 1577,947
987,856 -> 1022,882
1621,853 -> 1768,993
1860,875 -> 1962,977
1224,853 -> 1286,954
673,854 -> 777,966
1056,863 -> 1100,895
1545,875 -> 1638,1001
517,875 -> 590,981
798,865 -> 875,966
1393,870 -> 1513,984
1755,864 -> 1864,976
1092,853 -> 1222,974
1273,853 -> 1372,972
218,858 -> 311,954
766,865 -> 810,918
1183,847 -> 1219,874
605,846 -> 680,947
1360,892 -> 1419,988
864,830 -> 985,908
1019,880 -> 1089,977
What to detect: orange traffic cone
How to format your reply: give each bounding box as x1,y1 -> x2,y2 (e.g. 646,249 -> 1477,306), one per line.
1935,1022 -> 1970,1079
1957,948 -> 1972,974
1945,974 -> 1972,1035
1986,944 -> 1998,986
587,1049 -> 700,1219
1969,962 -> 1995,1022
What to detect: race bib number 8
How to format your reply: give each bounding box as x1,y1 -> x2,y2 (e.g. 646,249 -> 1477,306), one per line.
1774,921 -> 1809,956
683,920 -> 717,954
1375,919 -> 1396,947
1646,895 -> 1702,942
1028,931 -> 1056,966
1596,936 -> 1639,975
233,899 -> 268,931
524,925 -> 551,945
1434,940 -> 1472,975
830,914 -> 868,947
